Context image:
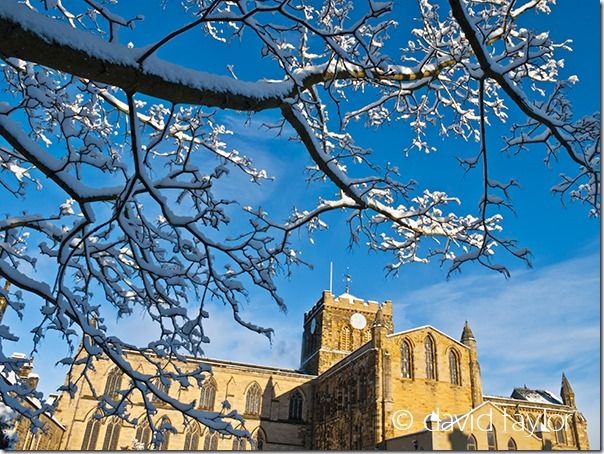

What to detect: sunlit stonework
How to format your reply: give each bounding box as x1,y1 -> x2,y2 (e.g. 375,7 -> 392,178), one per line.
11,291 -> 589,450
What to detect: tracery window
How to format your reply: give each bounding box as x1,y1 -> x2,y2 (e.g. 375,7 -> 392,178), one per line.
232,437 -> 247,450
449,349 -> 461,385
245,382 -> 262,415
135,419 -> 152,449
487,424 -> 497,450
203,430 -> 219,450
104,368 -> 123,400
507,437 -> 517,450
183,423 -> 201,450
554,419 -> 567,445
81,413 -> 102,450
199,378 -> 217,410
424,335 -> 437,380
401,340 -> 413,378
102,417 -> 121,450
158,416 -> 172,450
466,434 -> 477,450
363,330 -> 371,343
151,378 -> 170,403
359,372 -> 367,403
339,325 -> 352,350
256,431 -> 265,451
288,390 -> 304,421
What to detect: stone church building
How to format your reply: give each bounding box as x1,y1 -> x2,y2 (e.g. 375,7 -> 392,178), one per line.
11,291 -> 590,450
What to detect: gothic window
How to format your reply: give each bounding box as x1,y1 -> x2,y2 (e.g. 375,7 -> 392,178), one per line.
256,431 -> 265,451
245,382 -> 262,415
359,371 -> 367,403
81,413 -> 102,450
554,420 -> 567,445
183,423 -> 200,450
104,368 -> 123,400
135,420 -> 152,449
401,340 -> 413,378
424,335 -> 437,380
199,378 -> 217,410
363,330 -> 371,343
102,417 -> 121,450
26,432 -> 41,450
507,437 -> 517,450
232,437 -> 247,450
339,325 -> 352,350
288,390 -> 304,421
487,424 -> 497,450
203,430 -> 219,450
449,349 -> 461,385
151,378 -> 170,403
568,421 -> 576,444
466,434 -> 477,450
526,414 -> 537,434
158,416 -> 172,450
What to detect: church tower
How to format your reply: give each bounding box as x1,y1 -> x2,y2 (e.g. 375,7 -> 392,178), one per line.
300,290 -> 393,375
461,320 -> 483,407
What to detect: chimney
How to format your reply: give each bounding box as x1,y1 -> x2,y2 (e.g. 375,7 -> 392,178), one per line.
10,352 -> 37,390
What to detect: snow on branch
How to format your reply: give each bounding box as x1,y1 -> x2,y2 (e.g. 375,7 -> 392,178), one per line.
0,0 -> 598,444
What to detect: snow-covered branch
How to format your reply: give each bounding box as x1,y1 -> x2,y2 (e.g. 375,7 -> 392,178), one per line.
0,0 -> 598,445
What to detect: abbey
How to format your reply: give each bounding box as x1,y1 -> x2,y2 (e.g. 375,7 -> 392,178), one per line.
12,291 -> 589,450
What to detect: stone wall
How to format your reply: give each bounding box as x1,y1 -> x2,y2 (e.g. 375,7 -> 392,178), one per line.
54,353 -> 314,450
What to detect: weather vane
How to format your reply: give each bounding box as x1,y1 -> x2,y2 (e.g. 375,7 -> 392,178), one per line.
344,269 -> 352,293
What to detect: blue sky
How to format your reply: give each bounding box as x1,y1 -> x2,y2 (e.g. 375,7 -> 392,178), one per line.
2,0 -> 600,448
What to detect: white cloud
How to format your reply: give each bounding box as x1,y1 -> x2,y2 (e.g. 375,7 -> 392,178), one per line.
394,252 -> 600,448
101,297 -> 302,370
13,249 -> 599,448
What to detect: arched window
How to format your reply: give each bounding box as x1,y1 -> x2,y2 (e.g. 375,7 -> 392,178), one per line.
245,383 -> 262,415
449,349 -> 461,385
339,325 -> 352,350
487,424 -> 497,450
256,431 -> 265,451
158,416 -> 172,450
232,437 -> 247,450
135,420 -> 152,449
81,413 -> 102,450
151,378 -> 170,403
363,330 -> 371,343
288,390 -> 304,421
507,437 -> 517,450
203,430 -> 219,450
359,371 -> 367,403
466,434 -> 477,450
104,368 -> 123,400
554,419 -> 567,445
102,417 -> 121,450
199,378 -> 217,410
401,340 -> 413,378
424,335 -> 437,380
183,423 -> 201,450
26,432 -> 41,450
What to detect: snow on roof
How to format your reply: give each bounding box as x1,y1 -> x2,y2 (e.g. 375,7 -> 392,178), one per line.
0,366 -> 66,430
511,387 -> 563,405
336,292 -> 361,302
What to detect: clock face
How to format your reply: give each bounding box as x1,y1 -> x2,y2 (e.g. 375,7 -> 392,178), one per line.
309,318 -> 317,333
350,313 -> 367,330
